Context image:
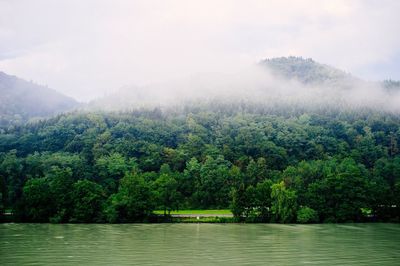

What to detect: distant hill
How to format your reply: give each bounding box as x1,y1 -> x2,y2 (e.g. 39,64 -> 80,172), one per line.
0,71 -> 79,127
261,56 -> 400,92
90,56 -> 394,112
382,79 -> 400,91
260,56 -> 358,87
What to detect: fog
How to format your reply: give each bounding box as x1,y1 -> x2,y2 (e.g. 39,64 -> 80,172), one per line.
89,63 -> 400,113
1,0 -> 400,101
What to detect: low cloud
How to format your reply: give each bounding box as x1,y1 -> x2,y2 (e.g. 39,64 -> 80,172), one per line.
89,64 -> 400,113
0,0 -> 399,101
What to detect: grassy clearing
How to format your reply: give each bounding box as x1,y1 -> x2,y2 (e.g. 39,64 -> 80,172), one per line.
172,217 -> 236,223
154,209 -> 232,215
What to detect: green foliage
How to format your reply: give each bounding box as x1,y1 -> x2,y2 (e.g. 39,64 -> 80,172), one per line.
47,166 -> 74,222
19,178 -> 54,222
71,179 -> 106,222
0,150 -> 23,208
95,152 -> 137,192
0,190 -> 4,221
1,104 -> 400,223
271,181 -> 297,223
104,172 -> 155,223
306,158 -> 368,222
230,183 -> 247,218
154,164 -> 182,215
231,179 -> 273,221
255,179 -> 273,221
193,156 -> 231,208
296,206 -> 319,223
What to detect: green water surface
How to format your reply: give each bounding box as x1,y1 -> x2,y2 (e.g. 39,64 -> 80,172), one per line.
1,223 -> 399,265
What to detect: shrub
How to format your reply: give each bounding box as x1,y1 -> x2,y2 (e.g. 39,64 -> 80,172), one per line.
296,206 -> 319,223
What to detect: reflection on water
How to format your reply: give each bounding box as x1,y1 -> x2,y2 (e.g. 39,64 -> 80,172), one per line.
1,223 -> 399,265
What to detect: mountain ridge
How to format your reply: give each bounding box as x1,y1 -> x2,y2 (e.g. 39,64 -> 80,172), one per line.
1,57 -> 399,126
89,56 -> 400,112
260,56 -> 357,85
0,71 -> 79,127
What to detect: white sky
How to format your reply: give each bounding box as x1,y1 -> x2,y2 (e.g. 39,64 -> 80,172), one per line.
0,0 -> 399,101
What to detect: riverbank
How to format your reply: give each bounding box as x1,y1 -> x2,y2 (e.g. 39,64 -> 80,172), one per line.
1,210 -> 236,223
153,209 -> 232,216
148,209 -> 235,223
2,209 -> 398,224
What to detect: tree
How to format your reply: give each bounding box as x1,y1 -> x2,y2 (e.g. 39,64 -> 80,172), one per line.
0,190 -> 4,221
19,178 -> 54,222
71,179 -> 106,222
394,182 -> 400,221
245,158 -> 258,185
255,179 -> 273,221
271,181 -> 297,223
95,153 -> 137,193
2,103 -> 400,223
181,157 -> 201,205
163,148 -> 187,171
307,158 -> 368,222
104,172 -> 155,223
230,183 -> 247,219
154,164 -> 182,215
18,166 -> 75,223
194,156 -> 231,208
245,158 -> 270,185
0,150 -> 24,210
46,166 -> 74,222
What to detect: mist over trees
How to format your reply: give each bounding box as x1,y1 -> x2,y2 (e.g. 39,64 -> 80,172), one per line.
88,57 -> 400,114
0,72 -> 79,128
0,57 -> 399,223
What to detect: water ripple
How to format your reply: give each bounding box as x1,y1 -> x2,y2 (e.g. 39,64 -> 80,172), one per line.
0,223 -> 399,265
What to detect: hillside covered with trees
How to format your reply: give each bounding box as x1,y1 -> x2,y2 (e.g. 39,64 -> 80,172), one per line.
0,103 -> 399,223
0,71 -> 79,128
1,57 -> 399,224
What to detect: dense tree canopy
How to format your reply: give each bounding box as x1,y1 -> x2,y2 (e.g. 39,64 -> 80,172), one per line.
0,103 -> 399,223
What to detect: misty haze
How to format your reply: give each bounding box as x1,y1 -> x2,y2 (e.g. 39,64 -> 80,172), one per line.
1,1 -> 400,266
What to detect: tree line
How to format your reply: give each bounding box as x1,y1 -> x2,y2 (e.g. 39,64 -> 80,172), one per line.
0,103 -> 399,223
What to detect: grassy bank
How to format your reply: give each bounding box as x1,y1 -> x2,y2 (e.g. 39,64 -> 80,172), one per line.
153,209 -> 232,216
171,216 -> 236,223
152,209 -> 235,223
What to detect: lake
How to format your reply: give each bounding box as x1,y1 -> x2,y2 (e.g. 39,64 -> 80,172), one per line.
1,223 -> 399,265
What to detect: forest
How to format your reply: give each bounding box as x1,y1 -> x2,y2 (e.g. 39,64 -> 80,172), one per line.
0,101 -> 399,223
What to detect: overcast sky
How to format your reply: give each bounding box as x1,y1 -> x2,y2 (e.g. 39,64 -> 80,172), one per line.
0,0 -> 399,101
